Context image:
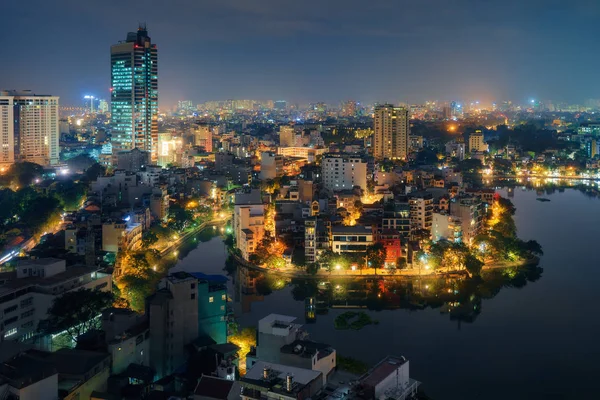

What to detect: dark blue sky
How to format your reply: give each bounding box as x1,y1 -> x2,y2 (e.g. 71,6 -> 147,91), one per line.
1,0 -> 599,108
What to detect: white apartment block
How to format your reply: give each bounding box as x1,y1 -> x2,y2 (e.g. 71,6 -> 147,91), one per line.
0,91 -> 59,166
0,97 -> 15,165
322,154 -> 367,191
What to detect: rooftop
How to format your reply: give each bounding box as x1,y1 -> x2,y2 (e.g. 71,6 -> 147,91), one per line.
280,340 -> 333,360
359,355 -> 408,388
243,360 -> 321,389
194,375 -> 234,399
0,352 -> 57,389
331,225 -> 372,235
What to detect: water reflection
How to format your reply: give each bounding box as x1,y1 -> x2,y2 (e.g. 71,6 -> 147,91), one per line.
230,260 -> 543,325
490,177 -> 600,198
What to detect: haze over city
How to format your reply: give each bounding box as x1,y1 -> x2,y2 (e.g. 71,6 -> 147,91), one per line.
2,1 -> 600,399
2,0 -> 600,107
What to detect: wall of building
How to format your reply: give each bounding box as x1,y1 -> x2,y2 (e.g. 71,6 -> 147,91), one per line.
10,373 -> 58,400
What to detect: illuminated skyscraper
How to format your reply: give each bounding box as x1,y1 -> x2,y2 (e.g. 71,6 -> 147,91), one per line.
110,25 -> 158,162
373,104 -> 409,160
0,90 -> 59,166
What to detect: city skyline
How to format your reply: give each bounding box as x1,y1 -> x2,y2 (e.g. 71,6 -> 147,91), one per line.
1,0 -> 600,108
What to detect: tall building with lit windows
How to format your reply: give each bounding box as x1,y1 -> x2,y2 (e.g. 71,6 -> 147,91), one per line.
0,90 -> 59,166
373,104 -> 409,160
110,25 -> 158,162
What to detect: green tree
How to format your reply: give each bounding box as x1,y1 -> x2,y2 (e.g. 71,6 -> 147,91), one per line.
168,204 -> 193,231
118,274 -> 158,312
366,242 -> 386,273
465,253 -> 484,276
396,256 -> 407,269
141,231 -> 159,249
0,161 -> 43,188
265,254 -> 286,270
41,289 -> 113,343
82,163 -> 106,182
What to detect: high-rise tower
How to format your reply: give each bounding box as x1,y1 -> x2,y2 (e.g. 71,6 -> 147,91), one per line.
373,104 -> 409,160
110,25 -> 158,162
0,90 -> 59,166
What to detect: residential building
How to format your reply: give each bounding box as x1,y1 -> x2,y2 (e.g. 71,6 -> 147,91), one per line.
382,203 -> 411,239
148,272 -> 199,379
0,90 -> 59,166
409,135 -> 424,151
0,96 -> 15,165
42,349 -> 110,400
356,355 -> 420,400
101,220 -> 142,254
408,193 -> 434,231
330,225 -> 373,253
445,140 -> 466,161
259,152 -> 284,180
277,147 -> 326,162
215,152 -> 235,171
240,361 -> 323,400
468,130 -> 488,153
304,218 -> 330,264
0,258 -> 111,343
116,148 -> 150,172
193,375 -> 239,400
373,104 -> 409,160
280,340 -> 336,385
188,272 -> 228,344
150,188 -> 169,222
279,126 -> 295,147
380,230 -> 403,266
464,188 -> 495,204
249,314 -> 303,368
0,350 -> 58,400
194,124 -> 213,152
321,154 -> 367,191
110,25 -> 158,162
431,213 -> 463,243
234,190 -> 265,261
101,308 -> 150,375
449,196 -> 485,244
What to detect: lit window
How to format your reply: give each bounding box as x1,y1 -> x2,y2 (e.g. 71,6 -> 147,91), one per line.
221,294 -> 226,301
209,297 -> 214,303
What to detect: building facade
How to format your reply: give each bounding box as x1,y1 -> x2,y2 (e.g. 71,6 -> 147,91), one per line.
468,130 -> 488,153
148,272 -> 199,379
110,26 -> 158,162
409,193 -> 434,232
0,91 -> 59,166
373,104 -> 409,160
321,154 -> 367,191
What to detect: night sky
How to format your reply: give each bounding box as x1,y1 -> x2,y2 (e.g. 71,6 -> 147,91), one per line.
1,0 -> 599,108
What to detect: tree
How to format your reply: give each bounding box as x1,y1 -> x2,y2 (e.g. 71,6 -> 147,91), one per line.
82,163 -> 106,182
366,242 -> 386,273
51,180 -> 87,210
168,204 -> 193,231
265,254 -> 286,270
465,254 -> 484,277
396,256 -> 407,269
141,231 -> 159,249
41,289 -> 113,343
117,274 -> 157,312
0,161 -> 43,188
